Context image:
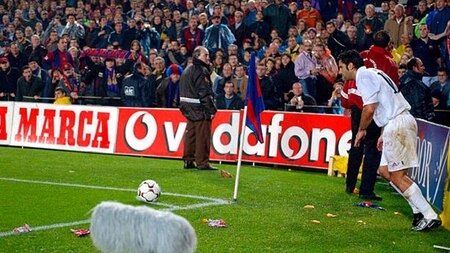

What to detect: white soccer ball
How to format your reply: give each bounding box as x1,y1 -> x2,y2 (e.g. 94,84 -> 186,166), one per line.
137,180 -> 161,203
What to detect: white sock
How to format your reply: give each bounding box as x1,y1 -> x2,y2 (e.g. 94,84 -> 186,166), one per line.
389,181 -> 420,214
403,183 -> 438,220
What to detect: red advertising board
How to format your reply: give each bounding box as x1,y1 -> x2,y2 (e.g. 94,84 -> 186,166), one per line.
115,108 -> 352,169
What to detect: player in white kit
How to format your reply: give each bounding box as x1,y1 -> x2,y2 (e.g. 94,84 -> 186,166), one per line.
337,50 -> 441,232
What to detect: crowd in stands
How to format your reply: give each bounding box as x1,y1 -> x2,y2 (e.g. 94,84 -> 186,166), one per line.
0,0 -> 449,126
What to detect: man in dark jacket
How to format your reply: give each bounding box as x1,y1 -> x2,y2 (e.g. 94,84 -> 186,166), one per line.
0,57 -> 21,101
216,80 -> 244,110
179,46 -> 218,170
400,57 -> 435,121
121,62 -> 151,107
16,65 -> 43,102
326,20 -> 352,59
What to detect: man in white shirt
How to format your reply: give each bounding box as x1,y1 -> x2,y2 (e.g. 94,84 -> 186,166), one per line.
337,50 -> 441,232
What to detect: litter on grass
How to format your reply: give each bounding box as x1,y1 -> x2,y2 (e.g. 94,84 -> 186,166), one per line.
355,201 -> 385,210
311,220 -> 321,224
304,205 -> 315,209
13,224 -> 31,233
70,229 -> 90,237
202,219 -> 226,228
326,213 -> 337,218
220,170 -> 233,178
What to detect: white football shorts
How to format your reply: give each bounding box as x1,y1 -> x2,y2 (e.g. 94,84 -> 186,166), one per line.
379,112 -> 419,172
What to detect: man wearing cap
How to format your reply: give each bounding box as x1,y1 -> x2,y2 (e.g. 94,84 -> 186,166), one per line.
58,63 -> 83,104
16,65 -> 44,102
156,64 -> 183,108
180,46 -> 218,170
0,57 -> 21,101
28,57 -> 51,102
203,14 -> 236,54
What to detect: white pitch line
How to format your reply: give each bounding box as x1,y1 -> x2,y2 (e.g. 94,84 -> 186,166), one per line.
0,220 -> 90,238
0,177 -> 232,238
0,177 -> 231,204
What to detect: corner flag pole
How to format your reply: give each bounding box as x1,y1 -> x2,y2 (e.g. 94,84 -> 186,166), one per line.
232,106 -> 248,202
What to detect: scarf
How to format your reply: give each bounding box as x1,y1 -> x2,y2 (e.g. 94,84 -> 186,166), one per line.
105,67 -> 119,93
166,79 -> 180,108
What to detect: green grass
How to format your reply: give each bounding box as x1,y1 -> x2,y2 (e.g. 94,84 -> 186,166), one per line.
0,146 -> 449,252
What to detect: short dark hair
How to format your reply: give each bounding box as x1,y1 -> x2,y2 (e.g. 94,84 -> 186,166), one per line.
373,30 -> 391,48
337,50 -> 364,69
406,57 -> 420,70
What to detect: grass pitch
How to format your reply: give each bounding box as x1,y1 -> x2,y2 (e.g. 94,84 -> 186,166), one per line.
0,146 -> 449,252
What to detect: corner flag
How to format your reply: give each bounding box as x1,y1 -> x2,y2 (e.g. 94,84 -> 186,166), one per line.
245,53 -> 265,143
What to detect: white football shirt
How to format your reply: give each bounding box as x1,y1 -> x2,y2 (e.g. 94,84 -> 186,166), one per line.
355,67 -> 411,127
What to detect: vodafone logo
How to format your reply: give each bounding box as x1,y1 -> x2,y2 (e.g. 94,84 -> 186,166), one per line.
125,112 -> 157,151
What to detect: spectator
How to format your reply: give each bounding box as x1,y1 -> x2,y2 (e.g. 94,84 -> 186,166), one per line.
123,18 -> 141,50
24,35 -> 48,66
428,0 -> 450,67
356,4 -> 384,51
181,17 -> 204,54
314,43 -> 339,106
384,4 -> 413,48
28,57 -> 51,102
61,13 -> 85,42
94,16 -> 113,48
263,0 -> 292,39
400,57 -> 435,121
7,42 -> 29,70
121,62 -> 151,107
43,37 -> 74,70
14,28 -> 31,52
58,63 -> 83,104
248,10 -> 271,44
294,39 -> 319,98
285,82 -> 318,113
108,22 -> 125,49
430,67 -> 450,105
230,11 -> 248,48
398,63 -> 407,78
231,64 -> 248,101
156,64 -> 183,108
411,23 -> 441,86
256,63 -> 277,110
326,20 -> 352,59
16,65 -> 43,102
203,15 -> 236,54
216,80 -> 244,110
285,36 -> 301,62
214,63 -> 234,97
53,86 -> 72,104
0,57 -> 21,101
297,0 -> 322,28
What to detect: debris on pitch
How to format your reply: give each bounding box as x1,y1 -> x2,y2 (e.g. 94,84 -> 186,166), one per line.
394,212 -> 401,216
13,224 -> 31,233
304,205 -> 315,209
326,213 -> 337,218
220,170 -> 233,178
311,220 -> 321,224
354,201 -> 385,210
202,219 -> 226,228
70,229 -> 90,237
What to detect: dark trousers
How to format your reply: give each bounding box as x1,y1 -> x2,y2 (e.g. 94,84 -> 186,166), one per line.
183,119 -> 212,168
346,106 -> 382,195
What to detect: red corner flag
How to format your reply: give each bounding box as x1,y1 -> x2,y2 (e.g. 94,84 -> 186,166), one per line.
245,53 -> 265,143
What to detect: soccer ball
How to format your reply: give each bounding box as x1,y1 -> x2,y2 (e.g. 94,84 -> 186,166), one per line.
137,180 -> 161,203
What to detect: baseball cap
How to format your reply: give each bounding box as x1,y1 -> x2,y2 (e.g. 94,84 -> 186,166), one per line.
0,57 -> 8,63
